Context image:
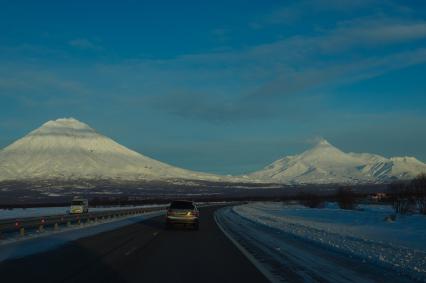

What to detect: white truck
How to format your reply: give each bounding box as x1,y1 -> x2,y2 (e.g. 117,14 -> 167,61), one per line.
69,198 -> 89,214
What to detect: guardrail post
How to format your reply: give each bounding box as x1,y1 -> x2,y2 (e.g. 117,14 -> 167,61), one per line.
38,218 -> 45,233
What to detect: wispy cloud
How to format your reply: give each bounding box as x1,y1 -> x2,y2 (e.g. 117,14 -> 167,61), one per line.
250,0 -> 414,28
68,38 -> 101,50
2,5 -> 426,124
318,20 -> 426,51
142,17 -> 426,122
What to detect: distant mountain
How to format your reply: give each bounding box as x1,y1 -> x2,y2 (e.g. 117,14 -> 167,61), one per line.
0,118 -> 232,183
1,120 -> 424,185
248,139 -> 426,184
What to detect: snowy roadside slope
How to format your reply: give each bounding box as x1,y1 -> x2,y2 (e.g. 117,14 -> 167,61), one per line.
0,210 -> 165,262
232,203 -> 426,280
217,207 -> 419,283
0,204 -> 168,220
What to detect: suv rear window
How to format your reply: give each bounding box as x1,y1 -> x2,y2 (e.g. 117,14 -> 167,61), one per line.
170,201 -> 194,210
71,200 -> 84,205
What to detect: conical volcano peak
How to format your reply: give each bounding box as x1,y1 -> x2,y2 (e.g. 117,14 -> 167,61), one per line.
301,138 -> 348,161
314,138 -> 333,147
249,136 -> 426,184
42,118 -> 92,130
307,138 -> 338,152
0,118 -> 229,182
31,118 -> 96,136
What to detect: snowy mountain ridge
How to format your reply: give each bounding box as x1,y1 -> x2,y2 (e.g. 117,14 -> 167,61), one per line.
248,138 -> 426,184
0,119 -> 424,185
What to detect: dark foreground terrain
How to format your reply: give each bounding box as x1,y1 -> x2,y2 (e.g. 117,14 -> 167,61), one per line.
1,204 -> 421,283
0,179 -> 387,207
0,206 -> 268,283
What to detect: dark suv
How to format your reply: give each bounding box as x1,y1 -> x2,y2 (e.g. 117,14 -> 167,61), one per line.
166,200 -> 199,230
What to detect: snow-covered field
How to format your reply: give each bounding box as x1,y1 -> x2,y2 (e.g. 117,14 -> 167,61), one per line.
0,204 -> 168,220
228,202 -> 426,281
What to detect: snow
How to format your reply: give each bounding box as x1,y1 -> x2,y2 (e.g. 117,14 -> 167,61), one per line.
0,118 -> 240,183
0,204 -> 168,220
248,138 -> 426,184
0,210 -> 165,262
1,119 -> 424,185
229,202 -> 426,280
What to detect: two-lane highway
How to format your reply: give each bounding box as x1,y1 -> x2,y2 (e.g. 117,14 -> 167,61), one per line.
0,206 -> 269,283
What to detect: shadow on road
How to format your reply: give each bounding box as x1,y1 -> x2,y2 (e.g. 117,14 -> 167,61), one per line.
0,206 -> 268,283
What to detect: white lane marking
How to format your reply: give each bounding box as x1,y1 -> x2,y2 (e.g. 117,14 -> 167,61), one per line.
214,209 -> 281,283
125,247 -> 138,256
124,231 -> 160,256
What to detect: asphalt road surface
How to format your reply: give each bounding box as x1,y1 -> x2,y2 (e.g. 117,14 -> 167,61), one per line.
0,206 -> 269,283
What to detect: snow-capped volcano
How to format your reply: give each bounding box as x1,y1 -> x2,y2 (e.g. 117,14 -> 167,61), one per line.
1,120 -> 424,185
0,118 -> 226,182
248,139 -> 426,184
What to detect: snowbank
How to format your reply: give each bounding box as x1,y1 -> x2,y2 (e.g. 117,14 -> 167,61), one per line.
233,202 -> 426,279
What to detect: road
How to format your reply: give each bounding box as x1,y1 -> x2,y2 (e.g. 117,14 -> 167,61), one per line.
0,206 -> 269,283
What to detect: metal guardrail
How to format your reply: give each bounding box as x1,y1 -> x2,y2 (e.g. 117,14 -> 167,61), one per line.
0,202 -> 238,240
0,206 -> 166,239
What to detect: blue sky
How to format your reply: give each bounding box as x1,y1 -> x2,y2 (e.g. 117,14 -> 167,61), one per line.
0,0 -> 426,174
